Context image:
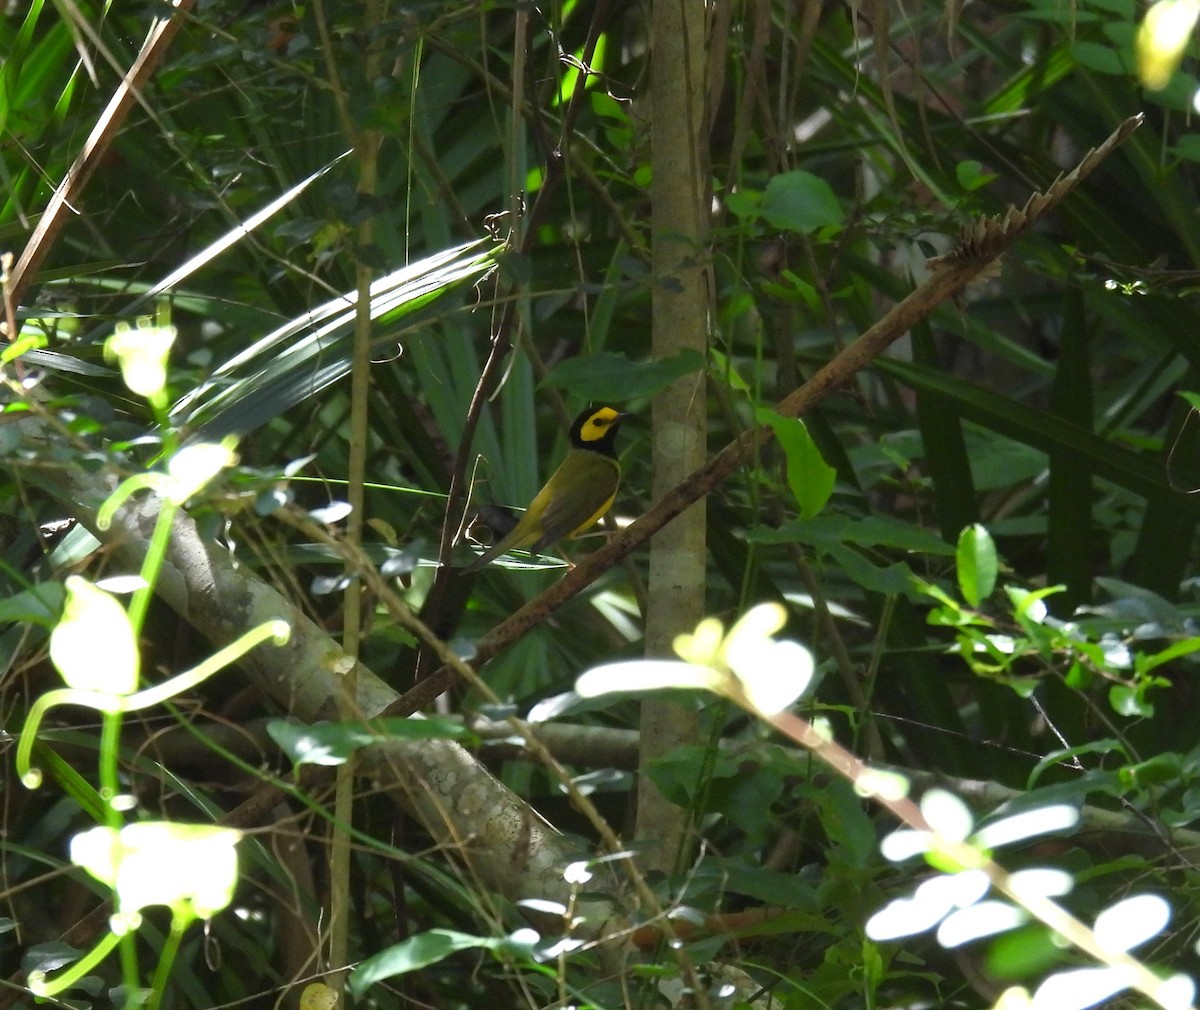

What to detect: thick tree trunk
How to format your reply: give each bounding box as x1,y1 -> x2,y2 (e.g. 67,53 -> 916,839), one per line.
637,0 -> 713,874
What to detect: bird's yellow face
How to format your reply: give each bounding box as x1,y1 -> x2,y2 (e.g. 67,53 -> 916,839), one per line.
572,407 -> 625,453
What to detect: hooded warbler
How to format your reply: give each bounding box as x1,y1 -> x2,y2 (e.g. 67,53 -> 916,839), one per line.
463,406 -> 626,572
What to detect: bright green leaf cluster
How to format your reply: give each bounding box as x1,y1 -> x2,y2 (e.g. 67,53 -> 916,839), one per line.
919,526 -> 1189,716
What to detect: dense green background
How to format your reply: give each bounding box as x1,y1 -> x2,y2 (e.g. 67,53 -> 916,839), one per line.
5,0 -> 1200,1007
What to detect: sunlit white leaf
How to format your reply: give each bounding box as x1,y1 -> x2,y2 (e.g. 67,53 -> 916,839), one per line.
865,893 -> 948,941
921,789 -> 974,842
917,869 -> 989,910
1011,588 -> 1050,623
733,639 -> 815,713
1031,966 -> 1133,1010
309,500 -> 353,525
537,935 -> 585,958
973,805 -> 1079,849
993,986 -> 1034,1010
71,822 -> 241,918
509,927 -> 540,947
51,576 -> 139,695
166,441 -> 238,504
517,899 -> 566,917
106,321 -> 176,398
937,900 -> 1026,947
880,828 -> 932,862
1093,893 -> 1170,953
563,862 -> 593,885
1157,972 -> 1196,1010
525,692 -> 580,723
720,603 -> 788,661
868,870 -> 988,941
575,660 -> 726,698
1098,634 -> 1133,669
673,617 -> 726,666
983,634 -> 1017,655
95,575 -> 147,595
855,768 -> 910,802
1007,867 -> 1074,900
1137,0 -> 1200,89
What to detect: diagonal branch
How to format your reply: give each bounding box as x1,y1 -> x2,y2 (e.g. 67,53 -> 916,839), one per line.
6,0 -> 196,311
389,112 -> 1146,715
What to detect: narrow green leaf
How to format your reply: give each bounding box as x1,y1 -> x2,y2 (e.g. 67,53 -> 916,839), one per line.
0,583 -> 63,626
349,929 -> 533,997
541,349 -> 705,402
267,717 -> 468,767
876,356 -> 1176,498
752,513 -> 955,554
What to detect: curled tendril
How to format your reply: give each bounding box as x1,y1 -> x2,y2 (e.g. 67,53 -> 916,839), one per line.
20,620 -> 291,788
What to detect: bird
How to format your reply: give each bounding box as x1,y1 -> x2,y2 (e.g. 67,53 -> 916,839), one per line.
463,406 -> 627,572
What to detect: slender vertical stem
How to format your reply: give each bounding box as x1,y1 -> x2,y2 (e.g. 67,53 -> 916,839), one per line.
313,0 -> 384,990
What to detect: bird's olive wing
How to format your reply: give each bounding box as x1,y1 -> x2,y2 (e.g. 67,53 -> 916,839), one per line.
531,454 -> 620,552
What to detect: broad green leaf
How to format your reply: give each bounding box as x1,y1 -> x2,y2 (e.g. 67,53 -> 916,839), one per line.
1137,635 -> 1200,673
875,357 -> 1172,498
823,544 -> 916,595
955,160 -> 998,191
0,583 -> 63,626
760,170 -> 844,233
752,513 -> 955,555
1071,41 -> 1130,75
21,942 -> 83,977
986,925 -> 1068,980
714,865 -> 820,910
1109,682 -> 1154,717
757,409 -> 837,519
957,524 -> 998,607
